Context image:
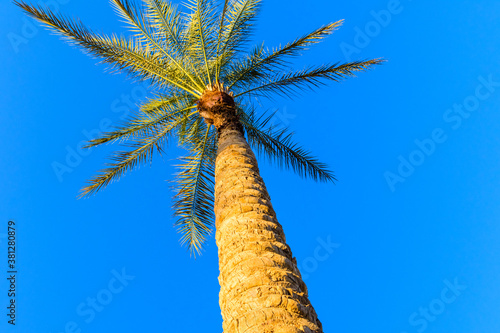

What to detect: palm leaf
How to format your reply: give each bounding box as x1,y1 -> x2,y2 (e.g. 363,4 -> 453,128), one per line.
172,126 -> 217,255
145,0 -> 186,56
226,20 -> 344,90
184,0 -> 219,85
80,110 -> 189,197
84,99 -> 196,148
240,108 -> 336,182
111,0 -> 205,92
235,59 -> 385,98
214,0 -> 260,79
15,1 -> 200,96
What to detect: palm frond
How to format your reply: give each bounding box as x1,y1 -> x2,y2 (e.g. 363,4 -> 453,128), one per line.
214,0 -> 260,80
240,108 -> 336,183
184,0 -> 219,85
84,101 -> 196,148
80,111 -> 188,197
145,0 -> 186,56
235,59 -> 385,98
14,1 -> 200,96
85,93 -> 194,148
214,0 -> 230,79
226,20 -> 344,89
172,126 -> 217,255
140,92 -> 197,114
111,0 -> 205,92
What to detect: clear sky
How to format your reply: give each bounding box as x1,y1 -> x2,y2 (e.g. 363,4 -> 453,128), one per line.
1,0 -> 500,332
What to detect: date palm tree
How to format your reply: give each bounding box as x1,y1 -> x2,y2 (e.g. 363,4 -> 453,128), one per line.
16,0 -> 382,331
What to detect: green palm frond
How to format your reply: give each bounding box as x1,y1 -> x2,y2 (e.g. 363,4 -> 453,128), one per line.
225,21 -> 343,90
235,59 -> 385,98
214,0 -> 231,79
111,0 -> 155,44
14,1 -> 201,96
176,106 -> 209,146
16,0 -> 383,254
184,0 -> 219,85
240,108 -> 336,183
80,134 -> 166,197
80,109 -> 190,197
84,97 -> 196,148
145,0 -> 186,56
172,126 -> 217,255
141,93 -> 195,114
111,0 -> 206,92
214,0 -> 260,78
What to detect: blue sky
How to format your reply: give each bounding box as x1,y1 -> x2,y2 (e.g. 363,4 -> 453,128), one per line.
2,0 -> 500,332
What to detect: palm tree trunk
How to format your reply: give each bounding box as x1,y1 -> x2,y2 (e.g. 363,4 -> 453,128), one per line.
214,128 -> 323,333
197,90 -> 323,332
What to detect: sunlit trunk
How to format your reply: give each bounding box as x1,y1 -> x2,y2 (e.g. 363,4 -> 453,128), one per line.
199,90 -> 323,333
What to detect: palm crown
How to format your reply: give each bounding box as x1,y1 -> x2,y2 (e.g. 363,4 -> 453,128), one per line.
16,0 -> 382,255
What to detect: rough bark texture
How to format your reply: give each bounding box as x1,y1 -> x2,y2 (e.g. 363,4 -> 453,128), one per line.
207,92 -> 323,333
197,90 -> 244,136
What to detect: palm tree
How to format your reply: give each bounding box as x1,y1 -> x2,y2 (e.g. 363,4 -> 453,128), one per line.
16,0 -> 382,331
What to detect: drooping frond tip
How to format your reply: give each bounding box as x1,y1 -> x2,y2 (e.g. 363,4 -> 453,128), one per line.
172,126 -> 217,256
240,108 -> 336,183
